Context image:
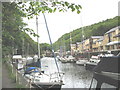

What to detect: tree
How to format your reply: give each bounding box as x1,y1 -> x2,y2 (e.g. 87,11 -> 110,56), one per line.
2,1 -> 82,57
18,1 -> 82,19
17,1 -> 82,52
2,2 -> 38,57
2,2 -> 25,57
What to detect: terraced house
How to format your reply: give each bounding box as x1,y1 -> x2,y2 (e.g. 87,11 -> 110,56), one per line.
102,26 -> 120,51
76,42 -> 83,53
71,26 -> 120,53
90,36 -> 103,52
70,44 -> 77,55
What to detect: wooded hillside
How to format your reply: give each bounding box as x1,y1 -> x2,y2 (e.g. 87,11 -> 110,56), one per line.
53,16 -> 119,51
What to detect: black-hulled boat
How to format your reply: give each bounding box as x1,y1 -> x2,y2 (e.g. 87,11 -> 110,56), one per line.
89,55 -> 120,89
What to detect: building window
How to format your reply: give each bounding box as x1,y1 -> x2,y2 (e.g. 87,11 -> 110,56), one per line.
108,33 -> 111,42
111,45 -> 114,50
114,45 -> 117,49
117,44 -> 120,49
100,46 -> 103,50
106,46 -> 109,50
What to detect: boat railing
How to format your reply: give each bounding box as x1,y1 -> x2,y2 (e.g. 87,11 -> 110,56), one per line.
49,72 -> 64,82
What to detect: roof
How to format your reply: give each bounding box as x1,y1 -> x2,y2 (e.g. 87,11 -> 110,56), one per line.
97,37 -> 104,42
113,33 -> 120,38
92,36 -> 104,43
107,41 -> 120,46
91,36 -> 103,39
76,41 -> 85,44
105,26 -> 120,34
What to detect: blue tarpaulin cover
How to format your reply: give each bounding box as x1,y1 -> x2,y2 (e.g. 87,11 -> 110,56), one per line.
26,60 -> 41,68
26,67 -> 37,71
25,67 -> 39,74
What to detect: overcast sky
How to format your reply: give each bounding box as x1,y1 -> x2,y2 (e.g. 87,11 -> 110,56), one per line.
23,0 -> 119,44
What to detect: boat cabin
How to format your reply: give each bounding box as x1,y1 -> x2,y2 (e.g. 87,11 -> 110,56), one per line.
12,55 -> 24,70
90,56 -> 120,89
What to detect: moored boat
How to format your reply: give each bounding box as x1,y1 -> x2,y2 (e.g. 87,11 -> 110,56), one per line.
23,13 -> 64,89
60,57 -> 68,63
24,66 -> 64,89
65,55 -> 76,63
76,58 -> 88,66
12,55 -> 24,70
89,55 -> 120,89
85,56 -> 100,71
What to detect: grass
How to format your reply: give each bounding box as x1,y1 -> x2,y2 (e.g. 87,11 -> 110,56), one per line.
3,58 -> 27,88
15,82 -> 26,88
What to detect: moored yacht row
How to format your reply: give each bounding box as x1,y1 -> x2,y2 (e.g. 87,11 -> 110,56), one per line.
11,51 -> 119,89
57,52 -> 115,71
57,55 -> 76,63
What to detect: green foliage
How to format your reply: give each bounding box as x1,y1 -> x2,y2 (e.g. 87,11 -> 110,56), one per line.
40,43 -> 51,54
18,1 -> 82,19
2,2 -> 38,57
2,1 -> 82,57
2,2 -> 53,58
15,82 -> 26,88
53,16 -> 119,51
5,62 -> 26,88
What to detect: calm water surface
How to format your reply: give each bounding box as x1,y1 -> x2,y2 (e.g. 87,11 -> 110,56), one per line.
41,57 -> 93,88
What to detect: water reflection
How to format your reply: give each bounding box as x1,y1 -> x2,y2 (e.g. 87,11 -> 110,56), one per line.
41,57 -> 93,88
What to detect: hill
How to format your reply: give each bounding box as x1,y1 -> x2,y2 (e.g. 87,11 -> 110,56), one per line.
53,16 -> 119,51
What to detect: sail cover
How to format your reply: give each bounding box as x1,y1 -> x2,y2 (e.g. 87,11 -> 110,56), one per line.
93,56 -> 120,73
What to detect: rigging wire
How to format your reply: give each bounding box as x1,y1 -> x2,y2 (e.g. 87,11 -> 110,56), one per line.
42,13 -> 61,79
36,15 -> 41,69
70,31 -> 72,56
80,13 -> 85,51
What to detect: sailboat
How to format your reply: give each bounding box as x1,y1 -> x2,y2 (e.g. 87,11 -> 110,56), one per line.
64,32 -> 76,63
76,33 -> 88,66
24,14 -> 64,89
76,16 -> 88,66
25,43 -> 35,66
59,37 -> 68,63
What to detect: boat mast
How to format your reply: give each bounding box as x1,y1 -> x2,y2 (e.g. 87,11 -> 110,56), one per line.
70,31 -> 72,56
22,38 -> 24,57
81,27 -> 84,51
81,14 -> 84,52
27,43 -> 29,57
63,36 -> 66,56
36,15 -> 40,59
